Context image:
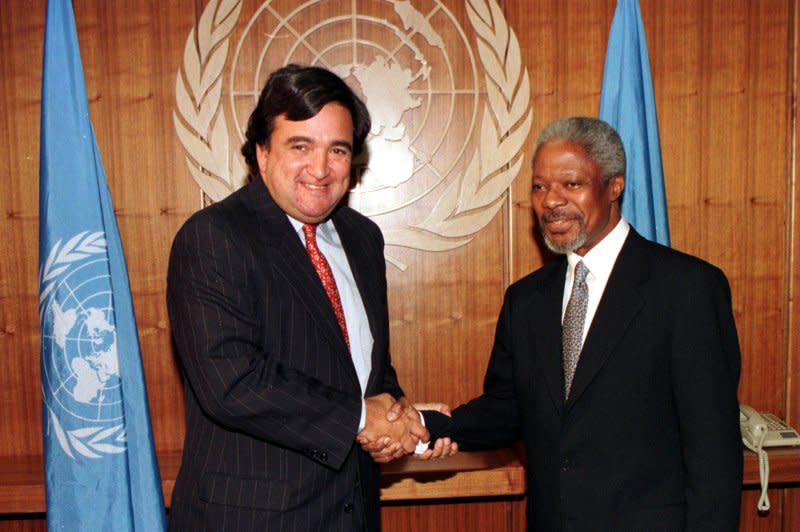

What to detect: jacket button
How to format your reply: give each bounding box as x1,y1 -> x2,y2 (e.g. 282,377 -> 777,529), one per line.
561,458 -> 570,472
320,451 -> 328,461
344,503 -> 353,513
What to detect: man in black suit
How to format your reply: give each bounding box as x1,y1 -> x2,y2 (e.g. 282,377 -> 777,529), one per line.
423,117 -> 743,530
167,64 -> 428,531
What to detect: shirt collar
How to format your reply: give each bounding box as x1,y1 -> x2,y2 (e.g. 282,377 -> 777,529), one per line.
566,217 -> 629,280
286,215 -> 339,245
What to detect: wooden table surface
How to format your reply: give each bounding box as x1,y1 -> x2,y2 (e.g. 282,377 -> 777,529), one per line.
1,446 -> 798,514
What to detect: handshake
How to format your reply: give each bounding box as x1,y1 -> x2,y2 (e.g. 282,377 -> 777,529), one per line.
356,393 -> 458,463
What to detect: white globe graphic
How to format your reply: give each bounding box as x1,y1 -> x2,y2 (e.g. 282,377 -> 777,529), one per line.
41,258 -> 124,424
228,0 -> 480,217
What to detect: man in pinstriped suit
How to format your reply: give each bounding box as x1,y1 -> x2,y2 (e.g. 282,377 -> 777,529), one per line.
167,65 -> 428,531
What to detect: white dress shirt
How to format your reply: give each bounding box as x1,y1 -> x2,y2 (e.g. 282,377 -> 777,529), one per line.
562,217 -> 630,351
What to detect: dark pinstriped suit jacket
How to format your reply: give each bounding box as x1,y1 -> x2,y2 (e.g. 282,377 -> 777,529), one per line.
166,178 -> 402,531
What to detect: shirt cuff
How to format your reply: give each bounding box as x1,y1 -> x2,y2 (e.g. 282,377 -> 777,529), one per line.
414,411 -> 429,455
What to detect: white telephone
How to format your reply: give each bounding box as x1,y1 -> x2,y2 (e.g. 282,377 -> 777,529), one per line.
739,404 -> 800,512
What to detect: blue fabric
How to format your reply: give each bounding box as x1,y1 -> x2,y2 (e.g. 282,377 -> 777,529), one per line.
38,0 -> 166,529
599,0 -> 670,246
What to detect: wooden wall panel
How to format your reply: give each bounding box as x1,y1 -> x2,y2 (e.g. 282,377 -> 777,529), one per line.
0,1 -> 798,530
386,218 -> 507,409
787,4 -> 799,531
0,519 -> 45,532
0,0 -> 47,459
381,498 -> 524,532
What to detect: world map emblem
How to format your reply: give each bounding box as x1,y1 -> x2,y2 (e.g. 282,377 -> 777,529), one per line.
39,231 -> 126,459
174,0 -> 531,268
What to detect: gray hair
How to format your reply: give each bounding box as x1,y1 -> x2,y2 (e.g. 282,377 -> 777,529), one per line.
532,117 -> 626,184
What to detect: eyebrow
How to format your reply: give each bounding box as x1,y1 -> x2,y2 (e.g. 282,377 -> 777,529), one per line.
286,135 -> 353,152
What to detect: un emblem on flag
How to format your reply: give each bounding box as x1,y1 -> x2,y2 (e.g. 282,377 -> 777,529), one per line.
39,231 -> 127,459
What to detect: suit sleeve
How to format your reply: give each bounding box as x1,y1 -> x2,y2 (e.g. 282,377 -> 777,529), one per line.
167,215 -> 361,470
669,265 -> 742,531
427,289 -> 521,450
371,227 -> 404,401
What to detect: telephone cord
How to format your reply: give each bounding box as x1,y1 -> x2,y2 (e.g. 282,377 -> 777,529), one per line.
745,426 -> 771,512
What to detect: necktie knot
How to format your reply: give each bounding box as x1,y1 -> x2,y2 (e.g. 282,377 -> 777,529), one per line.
574,260 -> 589,285
302,223 -> 318,242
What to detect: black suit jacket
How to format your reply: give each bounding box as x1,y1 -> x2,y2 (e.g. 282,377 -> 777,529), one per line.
167,178 -> 402,531
427,230 -> 742,531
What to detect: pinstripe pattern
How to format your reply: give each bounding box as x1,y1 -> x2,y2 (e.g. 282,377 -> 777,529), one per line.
167,178 -> 402,531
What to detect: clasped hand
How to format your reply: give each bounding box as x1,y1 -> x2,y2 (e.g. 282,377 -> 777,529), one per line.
356,394 -> 458,463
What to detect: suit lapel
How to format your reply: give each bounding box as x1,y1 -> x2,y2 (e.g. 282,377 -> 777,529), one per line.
333,211 -> 384,394
531,259 -> 569,415
244,180 -> 358,386
566,231 -> 648,409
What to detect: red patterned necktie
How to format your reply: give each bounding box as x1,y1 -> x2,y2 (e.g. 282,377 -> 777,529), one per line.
302,223 -> 350,350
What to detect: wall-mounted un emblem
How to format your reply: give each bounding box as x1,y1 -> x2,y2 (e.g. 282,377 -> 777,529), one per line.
39,232 -> 126,459
175,0 -> 531,267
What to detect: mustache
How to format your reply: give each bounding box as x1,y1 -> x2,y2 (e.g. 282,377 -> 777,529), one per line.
540,210 -> 583,223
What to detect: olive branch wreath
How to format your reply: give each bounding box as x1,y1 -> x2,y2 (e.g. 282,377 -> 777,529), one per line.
40,232 -> 127,459
173,0 -> 245,202
47,406 -> 126,459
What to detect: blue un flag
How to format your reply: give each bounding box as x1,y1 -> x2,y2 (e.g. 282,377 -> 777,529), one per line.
599,0 -> 670,246
38,0 -> 166,529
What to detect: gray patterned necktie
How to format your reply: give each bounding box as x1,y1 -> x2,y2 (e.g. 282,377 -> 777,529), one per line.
562,260 -> 589,399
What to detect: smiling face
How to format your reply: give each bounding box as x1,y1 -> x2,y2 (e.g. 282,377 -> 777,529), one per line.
531,139 -> 624,256
257,102 -> 354,224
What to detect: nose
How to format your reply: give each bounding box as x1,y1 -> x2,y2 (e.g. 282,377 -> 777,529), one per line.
307,149 -> 330,180
542,186 -> 566,209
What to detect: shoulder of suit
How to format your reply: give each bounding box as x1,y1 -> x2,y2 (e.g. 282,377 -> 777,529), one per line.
334,204 -> 377,225
172,181 -> 259,245
625,231 -> 729,285
507,257 -> 564,294
333,204 -> 382,237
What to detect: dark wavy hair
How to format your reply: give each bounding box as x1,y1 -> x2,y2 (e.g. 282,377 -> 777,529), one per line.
241,64 -> 371,179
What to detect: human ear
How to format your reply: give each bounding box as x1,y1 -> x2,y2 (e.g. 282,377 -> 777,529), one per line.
608,175 -> 624,202
256,143 -> 270,178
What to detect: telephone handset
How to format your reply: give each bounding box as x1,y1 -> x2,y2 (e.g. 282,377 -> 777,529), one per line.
739,405 -> 800,512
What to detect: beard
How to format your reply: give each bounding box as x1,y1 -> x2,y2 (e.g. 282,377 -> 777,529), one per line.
539,210 -> 587,254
